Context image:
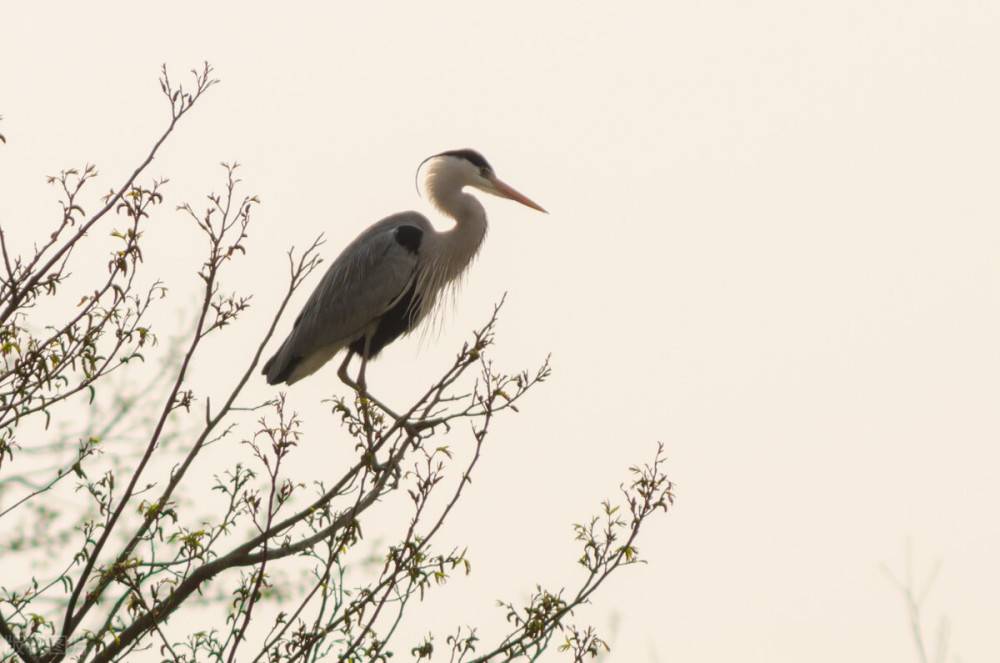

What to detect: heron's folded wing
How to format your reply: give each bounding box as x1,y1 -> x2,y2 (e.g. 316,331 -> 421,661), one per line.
283,223 -> 420,358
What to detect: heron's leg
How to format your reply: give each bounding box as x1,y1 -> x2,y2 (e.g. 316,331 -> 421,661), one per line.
337,350 -> 356,389
356,335 -> 375,394
352,338 -> 413,432
357,355 -> 370,394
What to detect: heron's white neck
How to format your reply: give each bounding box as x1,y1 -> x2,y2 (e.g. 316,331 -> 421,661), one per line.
425,170 -> 488,283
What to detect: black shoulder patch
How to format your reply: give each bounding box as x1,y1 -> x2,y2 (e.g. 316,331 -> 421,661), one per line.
437,148 -> 492,173
394,225 -> 423,254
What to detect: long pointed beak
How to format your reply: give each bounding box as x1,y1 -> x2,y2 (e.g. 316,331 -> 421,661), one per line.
488,175 -> 548,213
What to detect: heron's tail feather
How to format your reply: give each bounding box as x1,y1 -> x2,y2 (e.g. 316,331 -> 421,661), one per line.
262,338 -> 341,386
261,346 -> 292,384
262,337 -> 302,385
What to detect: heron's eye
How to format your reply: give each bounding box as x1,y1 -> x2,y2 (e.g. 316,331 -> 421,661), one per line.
479,167 -> 490,178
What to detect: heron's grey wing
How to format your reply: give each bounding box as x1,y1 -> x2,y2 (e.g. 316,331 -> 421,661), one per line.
263,212 -> 428,384
295,228 -> 419,345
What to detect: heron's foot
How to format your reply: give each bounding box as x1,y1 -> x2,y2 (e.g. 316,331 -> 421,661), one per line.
336,365 -> 416,437
359,391 -> 418,438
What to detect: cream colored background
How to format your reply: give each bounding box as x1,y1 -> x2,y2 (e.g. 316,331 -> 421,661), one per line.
3,1 -> 999,660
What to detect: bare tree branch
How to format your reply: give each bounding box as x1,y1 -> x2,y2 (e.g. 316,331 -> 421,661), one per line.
1,64 -> 671,663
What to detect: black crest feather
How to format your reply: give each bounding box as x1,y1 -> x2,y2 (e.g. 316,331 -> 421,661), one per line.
436,148 -> 493,172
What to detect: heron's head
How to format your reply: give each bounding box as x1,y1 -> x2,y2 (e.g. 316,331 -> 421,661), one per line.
418,149 -> 547,213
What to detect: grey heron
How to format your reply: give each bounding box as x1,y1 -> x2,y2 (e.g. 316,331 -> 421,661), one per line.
262,149 -> 546,390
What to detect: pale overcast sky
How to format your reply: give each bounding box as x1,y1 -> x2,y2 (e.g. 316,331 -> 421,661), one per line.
3,1 -> 999,660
